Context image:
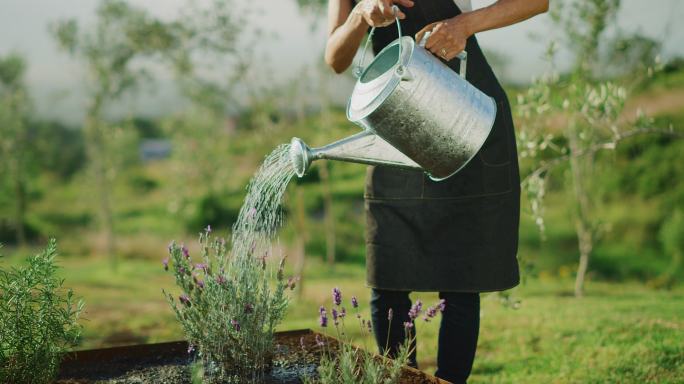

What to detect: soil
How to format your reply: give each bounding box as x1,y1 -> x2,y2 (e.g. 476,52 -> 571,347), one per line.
57,329 -> 447,384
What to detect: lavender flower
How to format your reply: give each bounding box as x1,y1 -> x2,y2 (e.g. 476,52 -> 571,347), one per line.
181,245 -> 190,259
425,306 -> 438,319
332,287 -> 342,306
216,274 -> 226,285
231,319 -> 240,332
438,299 -> 446,312
178,266 -> 187,275
388,308 -> 394,322
187,344 -> 195,354
315,334 -> 325,347
244,303 -> 254,314
319,306 -> 328,327
332,308 -> 339,325
408,300 -> 423,321
205,224 -> 212,233
286,276 -> 298,290
194,263 -> 207,271
179,294 -> 191,306
339,307 -> 346,319
162,257 -> 169,271
403,321 -> 414,330
196,279 -> 205,289
351,296 -> 359,308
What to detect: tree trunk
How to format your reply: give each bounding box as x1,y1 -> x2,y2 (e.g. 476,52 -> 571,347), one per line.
85,102 -> 116,269
319,163 -> 336,265
293,186 -> 307,298
13,168 -> 26,246
569,134 -> 594,298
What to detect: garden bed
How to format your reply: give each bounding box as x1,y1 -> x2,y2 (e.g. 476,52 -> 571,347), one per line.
57,329 -> 448,383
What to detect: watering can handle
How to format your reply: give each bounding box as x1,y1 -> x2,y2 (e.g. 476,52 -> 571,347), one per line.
354,5 -> 404,78
419,30 -> 468,79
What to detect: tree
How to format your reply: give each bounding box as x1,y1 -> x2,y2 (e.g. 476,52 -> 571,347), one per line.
0,54 -> 31,246
52,0 -> 177,267
518,0 -> 680,297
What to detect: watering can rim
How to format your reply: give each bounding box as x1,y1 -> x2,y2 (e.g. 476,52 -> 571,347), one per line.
347,36 -> 415,123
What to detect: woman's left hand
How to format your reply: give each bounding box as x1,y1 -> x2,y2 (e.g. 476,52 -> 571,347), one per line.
415,15 -> 470,61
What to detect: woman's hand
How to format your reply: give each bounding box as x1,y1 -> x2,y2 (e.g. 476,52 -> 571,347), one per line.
354,0 -> 414,28
415,15 -> 470,62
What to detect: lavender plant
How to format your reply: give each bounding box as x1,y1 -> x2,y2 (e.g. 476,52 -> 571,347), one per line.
304,288 -> 445,384
164,145 -> 296,382
0,240 -> 84,384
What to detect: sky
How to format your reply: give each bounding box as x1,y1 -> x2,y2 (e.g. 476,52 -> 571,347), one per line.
0,0 -> 682,124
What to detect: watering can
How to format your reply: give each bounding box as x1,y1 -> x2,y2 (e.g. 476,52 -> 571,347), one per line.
290,6 -> 497,181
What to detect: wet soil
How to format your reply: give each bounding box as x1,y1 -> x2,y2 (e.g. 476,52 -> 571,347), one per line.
57,329 -> 447,384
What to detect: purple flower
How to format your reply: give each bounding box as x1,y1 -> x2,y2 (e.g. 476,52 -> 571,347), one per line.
196,279 -> 205,289
319,306 -> 328,327
388,308 -> 394,322
340,307 -> 346,318
231,319 -> 240,332
244,303 -> 254,314
162,257 -> 169,271
178,266 -> 187,275
332,308 -> 339,325
351,296 -> 359,308
438,299 -> 446,312
286,276 -> 298,290
403,321 -> 414,330
408,300 -> 423,321
187,344 -> 195,354
194,263 -> 207,271
315,334 -> 325,347
179,294 -> 191,306
205,225 -> 212,233
181,245 -> 190,259
332,287 -> 342,306
216,274 -> 226,285
425,306 -> 438,319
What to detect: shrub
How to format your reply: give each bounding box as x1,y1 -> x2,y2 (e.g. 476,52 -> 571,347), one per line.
0,239 -> 84,384
163,228 -> 292,382
304,288 -> 445,384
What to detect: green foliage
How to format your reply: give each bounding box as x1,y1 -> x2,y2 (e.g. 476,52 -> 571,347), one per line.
163,229 -> 291,382
0,239 -> 84,384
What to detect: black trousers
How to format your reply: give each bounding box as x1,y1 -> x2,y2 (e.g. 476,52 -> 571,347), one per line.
370,289 -> 480,384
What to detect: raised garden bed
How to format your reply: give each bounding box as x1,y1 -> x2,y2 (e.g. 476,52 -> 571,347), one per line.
57,329 -> 448,383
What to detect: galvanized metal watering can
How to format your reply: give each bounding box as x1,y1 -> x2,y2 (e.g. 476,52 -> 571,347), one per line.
290,7 -> 497,181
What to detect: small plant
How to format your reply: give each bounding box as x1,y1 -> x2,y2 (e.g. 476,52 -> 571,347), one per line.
163,227 -> 293,383
0,239 -> 84,384
304,288 -> 445,384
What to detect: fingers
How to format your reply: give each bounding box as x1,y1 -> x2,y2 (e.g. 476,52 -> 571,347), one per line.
393,0 -> 415,7
378,0 -> 394,19
415,22 -> 438,44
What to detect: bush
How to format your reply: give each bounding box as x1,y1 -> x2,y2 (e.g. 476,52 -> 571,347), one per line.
0,239 -> 84,384
163,228 -> 292,382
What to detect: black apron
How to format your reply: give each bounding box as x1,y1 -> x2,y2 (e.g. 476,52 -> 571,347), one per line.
361,0 -> 521,292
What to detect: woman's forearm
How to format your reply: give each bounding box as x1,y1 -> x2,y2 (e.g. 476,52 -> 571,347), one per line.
325,3 -> 369,74
460,0 -> 549,37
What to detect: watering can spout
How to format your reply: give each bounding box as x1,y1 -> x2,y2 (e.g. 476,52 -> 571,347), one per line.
290,132 -> 421,178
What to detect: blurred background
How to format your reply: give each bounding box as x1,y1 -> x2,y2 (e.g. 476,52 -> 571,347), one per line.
1,0 -> 683,382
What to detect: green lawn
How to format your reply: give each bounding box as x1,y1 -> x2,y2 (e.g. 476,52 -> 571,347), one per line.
4,249 -> 681,383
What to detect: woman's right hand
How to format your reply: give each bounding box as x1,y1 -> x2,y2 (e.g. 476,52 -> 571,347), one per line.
354,0 -> 414,28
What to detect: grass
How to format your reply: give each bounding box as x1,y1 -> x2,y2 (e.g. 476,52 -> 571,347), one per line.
3,248 -> 682,383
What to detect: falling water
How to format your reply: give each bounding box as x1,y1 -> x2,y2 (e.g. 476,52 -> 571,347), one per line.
230,143 -> 295,263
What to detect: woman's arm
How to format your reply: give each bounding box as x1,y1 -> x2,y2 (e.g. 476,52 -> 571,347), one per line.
325,0 -> 414,74
416,0 -> 549,61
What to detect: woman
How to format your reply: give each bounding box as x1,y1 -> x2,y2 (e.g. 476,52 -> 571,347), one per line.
325,0 -> 548,383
